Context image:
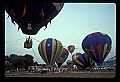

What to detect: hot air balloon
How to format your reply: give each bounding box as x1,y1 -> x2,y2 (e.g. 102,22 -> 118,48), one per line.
56,48 -> 69,67
5,3 -> 64,35
68,45 -> 75,55
38,38 -> 63,68
82,32 -> 112,66
72,53 -> 95,70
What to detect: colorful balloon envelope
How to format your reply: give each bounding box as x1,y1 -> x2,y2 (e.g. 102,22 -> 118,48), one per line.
5,3 -> 64,35
82,32 -> 112,65
56,48 -> 69,67
38,38 -> 63,68
72,53 -> 95,70
68,45 -> 75,55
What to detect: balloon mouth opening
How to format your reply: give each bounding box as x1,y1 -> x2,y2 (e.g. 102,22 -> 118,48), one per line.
21,30 -> 38,35
19,21 -> 41,35
20,25 -> 39,35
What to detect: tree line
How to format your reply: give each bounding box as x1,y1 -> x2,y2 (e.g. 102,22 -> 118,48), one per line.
5,54 -> 38,71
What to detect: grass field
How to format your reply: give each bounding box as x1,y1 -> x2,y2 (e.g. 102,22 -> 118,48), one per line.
5,70 -> 115,78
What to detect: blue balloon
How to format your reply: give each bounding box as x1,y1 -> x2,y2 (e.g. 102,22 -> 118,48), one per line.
82,32 -> 112,65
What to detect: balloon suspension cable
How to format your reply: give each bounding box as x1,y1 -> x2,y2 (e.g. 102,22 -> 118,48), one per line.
5,38 -> 26,43
31,37 -> 41,42
31,47 -> 36,56
31,47 -> 41,63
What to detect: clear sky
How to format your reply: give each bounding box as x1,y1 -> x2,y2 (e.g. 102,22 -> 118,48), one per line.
5,3 -> 116,65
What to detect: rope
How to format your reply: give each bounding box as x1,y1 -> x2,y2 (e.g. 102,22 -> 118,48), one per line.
5,38 -> 26,43
31,47 -> 40,64
31,37 -> 41,42
32,47 -> 36,56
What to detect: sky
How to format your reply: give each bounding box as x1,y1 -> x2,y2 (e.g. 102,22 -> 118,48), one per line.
5,3 -> 116,65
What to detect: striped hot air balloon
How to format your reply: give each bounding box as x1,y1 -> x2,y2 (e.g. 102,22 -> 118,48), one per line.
82,32 -> 112,66
72,53 -> 95,70
38,38 -> 63,68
